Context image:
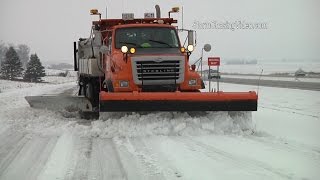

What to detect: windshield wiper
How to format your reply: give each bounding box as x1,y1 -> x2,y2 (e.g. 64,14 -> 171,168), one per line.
119,41 -> 138,47
148,39 -> 174,48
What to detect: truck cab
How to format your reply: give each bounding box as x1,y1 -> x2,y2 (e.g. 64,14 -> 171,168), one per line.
104,23 -> 202,93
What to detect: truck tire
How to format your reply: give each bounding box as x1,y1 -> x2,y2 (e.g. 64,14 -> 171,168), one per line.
85,83 -> 93,100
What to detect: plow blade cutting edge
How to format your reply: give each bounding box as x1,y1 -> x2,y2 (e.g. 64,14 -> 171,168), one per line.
99,91 -> 258,112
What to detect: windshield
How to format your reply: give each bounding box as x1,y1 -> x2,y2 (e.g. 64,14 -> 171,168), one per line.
115,27 -> 180,48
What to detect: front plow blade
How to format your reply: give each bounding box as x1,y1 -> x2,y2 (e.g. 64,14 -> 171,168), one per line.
99,91 -> 258,112
25,96 -> 93,112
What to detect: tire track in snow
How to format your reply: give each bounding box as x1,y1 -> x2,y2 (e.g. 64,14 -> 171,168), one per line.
0,128 -> 26,160
112,137 -> 152,180
88,138 -> 128,180
37,131 -> 76,180
173,137 -> 294,180
128,138 -> 174,180
0,135 -> 58,180
0,132 -> 29,176
67,138 -> 93,180
39,131 -> 92,180
133,137 -> 184,179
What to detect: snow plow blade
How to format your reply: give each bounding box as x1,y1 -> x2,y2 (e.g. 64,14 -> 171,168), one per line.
25,96 -> 93,112
99,91 -> 258,112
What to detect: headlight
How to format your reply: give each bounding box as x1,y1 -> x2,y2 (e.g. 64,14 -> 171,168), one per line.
121,46 -> 128,53
130,47 -> 136,54
187,45 -> 194,52
180,47 -> 186,53
188,79 -> 197,86
119,80 -> 129,87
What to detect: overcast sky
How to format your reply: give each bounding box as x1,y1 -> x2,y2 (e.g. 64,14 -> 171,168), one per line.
1,0 -> 319,64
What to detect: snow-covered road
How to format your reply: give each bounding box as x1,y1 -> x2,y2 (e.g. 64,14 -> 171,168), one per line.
0,77 -> 319,180
1,130 -> 319,180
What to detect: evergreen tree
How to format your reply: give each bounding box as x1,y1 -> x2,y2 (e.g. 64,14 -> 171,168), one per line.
23,53 -> 46,82
0,46 -> 23,80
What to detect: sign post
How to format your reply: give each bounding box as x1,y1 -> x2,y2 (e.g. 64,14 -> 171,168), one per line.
208,57 -> 220,92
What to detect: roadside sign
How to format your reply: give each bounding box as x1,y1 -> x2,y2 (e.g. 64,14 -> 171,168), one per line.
208,57 -> 221,92
208,57 -> 220,66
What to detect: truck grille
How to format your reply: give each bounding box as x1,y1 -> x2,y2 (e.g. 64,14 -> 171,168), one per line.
131,56 -> 185,85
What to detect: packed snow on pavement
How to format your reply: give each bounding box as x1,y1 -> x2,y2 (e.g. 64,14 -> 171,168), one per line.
0,76 -> 319,180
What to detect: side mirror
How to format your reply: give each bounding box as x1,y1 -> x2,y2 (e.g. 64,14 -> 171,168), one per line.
188,30 -> 194,46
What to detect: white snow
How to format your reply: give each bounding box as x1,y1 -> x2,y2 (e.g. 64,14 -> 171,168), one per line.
205,81 -> 320,147
37,131 -> 76,180
85,111 -> 252,138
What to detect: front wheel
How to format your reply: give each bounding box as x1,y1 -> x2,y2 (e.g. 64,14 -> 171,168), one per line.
85,81 -> 100,110
85,83 -> 93,100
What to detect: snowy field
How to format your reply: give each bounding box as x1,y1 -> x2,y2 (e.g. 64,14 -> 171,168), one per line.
217,61 -> 320,75
221,74 -> 320,83
0,76 -> 320,180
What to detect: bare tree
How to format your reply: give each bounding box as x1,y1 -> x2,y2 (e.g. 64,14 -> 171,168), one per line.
0,41 -> 8,69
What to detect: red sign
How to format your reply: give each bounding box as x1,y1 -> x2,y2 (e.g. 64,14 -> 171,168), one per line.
208,57 -> 220,66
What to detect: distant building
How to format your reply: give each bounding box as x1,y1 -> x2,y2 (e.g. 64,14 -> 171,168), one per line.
48,63 -> 74,70
226,59 -> 257,65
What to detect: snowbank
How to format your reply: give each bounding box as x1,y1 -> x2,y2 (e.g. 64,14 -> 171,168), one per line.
0,109 -> 254,138
73,111 -> 253,138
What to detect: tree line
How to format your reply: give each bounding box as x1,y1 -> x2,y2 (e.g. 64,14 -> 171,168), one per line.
0,41 -> 45,82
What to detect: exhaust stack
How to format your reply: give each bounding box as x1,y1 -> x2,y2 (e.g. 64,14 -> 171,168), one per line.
155,5 -> 161,18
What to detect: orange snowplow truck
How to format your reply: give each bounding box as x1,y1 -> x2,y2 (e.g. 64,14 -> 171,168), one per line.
73,6 -> 257,115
